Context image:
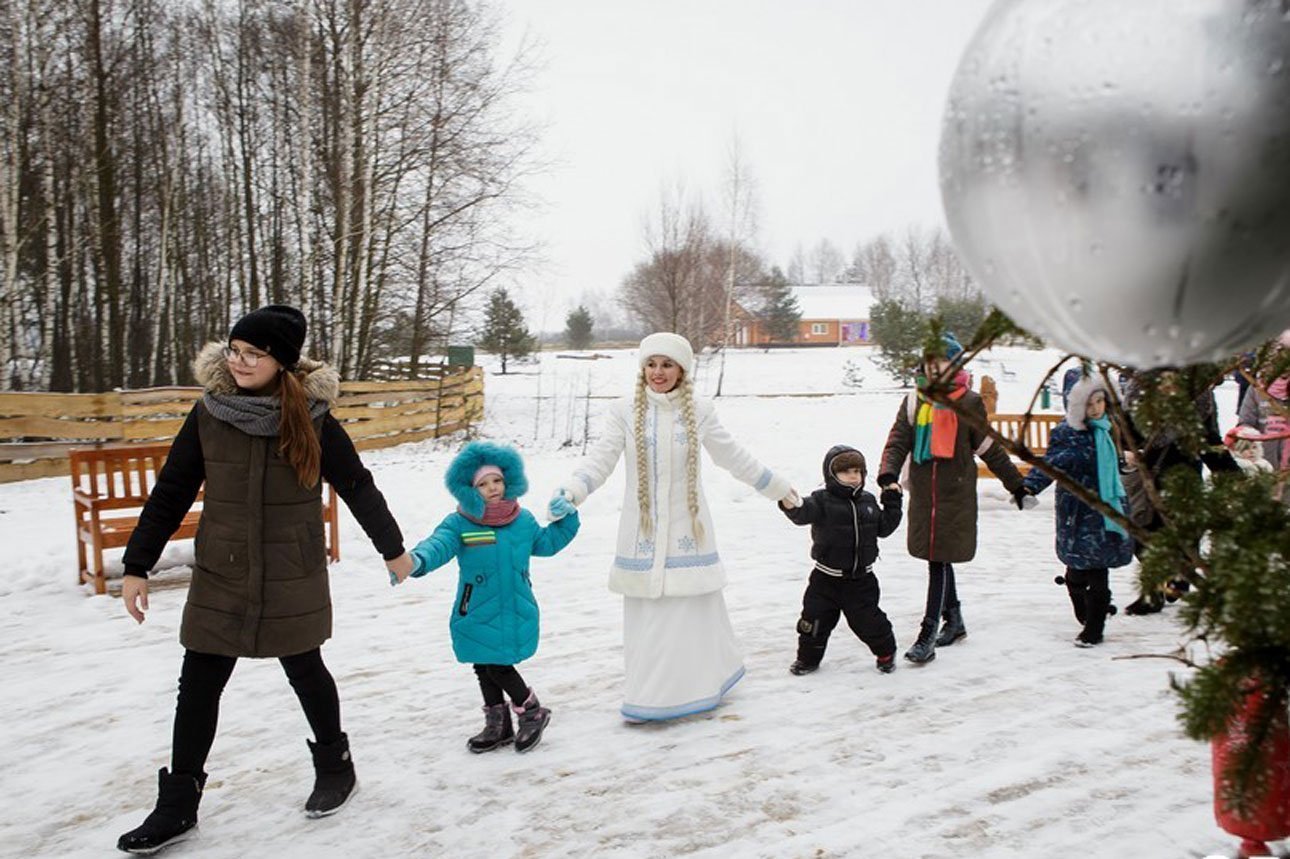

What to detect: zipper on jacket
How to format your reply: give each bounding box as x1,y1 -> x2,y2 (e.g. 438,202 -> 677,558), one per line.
849,498 -> 861,576
457,582 -> 473,616
929,461 -> 938,559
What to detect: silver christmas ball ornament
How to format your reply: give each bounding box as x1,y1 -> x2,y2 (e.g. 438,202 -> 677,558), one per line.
939,0 -> 1290,367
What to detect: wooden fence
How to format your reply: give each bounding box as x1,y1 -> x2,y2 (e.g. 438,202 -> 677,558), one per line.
0,365 -> 483,483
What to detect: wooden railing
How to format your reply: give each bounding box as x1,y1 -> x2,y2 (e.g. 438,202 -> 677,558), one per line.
0,365 -> 483,483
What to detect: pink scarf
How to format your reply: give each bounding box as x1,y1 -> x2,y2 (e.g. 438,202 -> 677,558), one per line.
459,499 -> 521,527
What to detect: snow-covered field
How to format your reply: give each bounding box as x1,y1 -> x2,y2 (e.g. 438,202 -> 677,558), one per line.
0,345 -> 1261,859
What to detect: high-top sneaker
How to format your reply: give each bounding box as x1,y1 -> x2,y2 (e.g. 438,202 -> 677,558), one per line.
305,733 -> 357,818
934,607 -> 967,647
512,689 -> 551,753
468,703 -> 514,753
116,768 -> 206,855
904,620 -> 938,664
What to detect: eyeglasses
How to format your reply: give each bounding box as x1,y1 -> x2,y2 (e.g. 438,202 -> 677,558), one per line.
222,345 -> 269,367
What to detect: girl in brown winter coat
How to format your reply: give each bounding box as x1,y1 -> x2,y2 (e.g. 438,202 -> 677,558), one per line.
877,334 -> 1028,665
116,306 -> 414,855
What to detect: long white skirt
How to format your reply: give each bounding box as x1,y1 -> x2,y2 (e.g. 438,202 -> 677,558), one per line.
620,591 -> 745,721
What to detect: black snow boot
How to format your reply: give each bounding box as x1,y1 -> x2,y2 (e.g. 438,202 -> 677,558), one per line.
116,768 -> 205,855
468,703 -> 515,753
1124,591 -> 1164,615
788,659 -> 819,676
512,689 -> 551,753
934,606 -> 967,647
904,619 -> 938,664
305,733 -> 357,818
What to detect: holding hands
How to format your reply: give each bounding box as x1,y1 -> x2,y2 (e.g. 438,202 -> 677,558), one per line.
779,488 -> 803,509
1013,485 -> 1038,510
386,552 -> 414,586
876,473 -> 902,494
548,489 -> 577,521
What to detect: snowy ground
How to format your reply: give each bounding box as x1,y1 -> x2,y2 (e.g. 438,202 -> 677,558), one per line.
0,345 -> 1266,859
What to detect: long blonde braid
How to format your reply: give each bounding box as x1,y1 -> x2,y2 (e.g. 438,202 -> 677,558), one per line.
633,376 -> 652,534
678,377 -> 703,541
632,371 -> 703,541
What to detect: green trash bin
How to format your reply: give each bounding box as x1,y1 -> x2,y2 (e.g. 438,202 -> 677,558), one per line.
446,345 -> 475,367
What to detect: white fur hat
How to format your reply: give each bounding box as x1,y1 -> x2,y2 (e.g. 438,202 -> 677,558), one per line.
1065,373 -> 1111,431
638,332 -> 694,376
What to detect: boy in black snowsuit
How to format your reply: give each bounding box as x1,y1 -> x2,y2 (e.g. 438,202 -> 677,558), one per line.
780,445 -> 904,675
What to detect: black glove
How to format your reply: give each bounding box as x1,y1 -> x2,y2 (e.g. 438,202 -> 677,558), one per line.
880,486 -> 902,506
876,472 -> 898,490
1013,485 -> 1037,510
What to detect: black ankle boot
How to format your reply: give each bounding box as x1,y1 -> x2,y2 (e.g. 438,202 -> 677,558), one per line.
513,689 -> 551,753
305,733 -> 356,818
934,607 -> 967,647
904,619 -> 938,664
116,768 -> 205,855
468,703 -> 515,753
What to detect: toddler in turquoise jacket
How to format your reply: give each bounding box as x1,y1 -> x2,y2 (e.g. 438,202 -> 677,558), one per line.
394,441 -> 579,753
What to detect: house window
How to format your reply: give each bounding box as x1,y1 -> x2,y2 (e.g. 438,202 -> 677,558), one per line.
810,323 -> 828,335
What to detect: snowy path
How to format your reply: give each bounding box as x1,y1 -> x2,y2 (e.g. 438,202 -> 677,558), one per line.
0,348 -> 1260,858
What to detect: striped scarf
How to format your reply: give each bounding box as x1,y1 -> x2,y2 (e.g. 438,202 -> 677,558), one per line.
912,371 -> 970,464
459,499 -> 521,527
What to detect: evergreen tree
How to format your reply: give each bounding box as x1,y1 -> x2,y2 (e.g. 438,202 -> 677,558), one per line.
565,305 -> 594,350
869,297 -> 931,385
760,267 -> 801,343
477,289 -> 536,374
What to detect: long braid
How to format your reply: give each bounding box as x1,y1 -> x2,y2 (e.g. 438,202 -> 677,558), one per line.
633,376 -> 652,535
678,378 -> 703,540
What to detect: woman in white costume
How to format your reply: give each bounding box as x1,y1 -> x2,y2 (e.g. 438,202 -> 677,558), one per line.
549,332 -> 799,722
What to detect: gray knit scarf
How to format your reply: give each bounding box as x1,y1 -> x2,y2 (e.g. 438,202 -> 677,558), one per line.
203,391 -> 328,436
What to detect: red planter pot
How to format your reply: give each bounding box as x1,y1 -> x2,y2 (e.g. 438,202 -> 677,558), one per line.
1212,687 -> 1290,857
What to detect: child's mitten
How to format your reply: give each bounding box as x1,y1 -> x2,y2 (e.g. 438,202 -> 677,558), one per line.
548,490 -> 576,520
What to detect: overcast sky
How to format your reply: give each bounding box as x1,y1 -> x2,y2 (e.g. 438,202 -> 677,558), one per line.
497,0 -> 996,328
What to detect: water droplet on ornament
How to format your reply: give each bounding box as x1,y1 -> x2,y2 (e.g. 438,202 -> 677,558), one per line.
1189,333 -> 1205,349
1167,325 -> 1181,340
1270,58 -> 1285,76
1144,324 -> 1159,338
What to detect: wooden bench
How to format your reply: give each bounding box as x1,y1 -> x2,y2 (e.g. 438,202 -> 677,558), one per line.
977,413 -> 1063,479
71,442 -> 340,594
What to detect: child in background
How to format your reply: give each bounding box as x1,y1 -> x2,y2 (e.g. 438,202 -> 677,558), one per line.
392,441 -> 578,753
780,446 -> 903,675
1022,374 -> 1134,647
1225,425 -> 1275,474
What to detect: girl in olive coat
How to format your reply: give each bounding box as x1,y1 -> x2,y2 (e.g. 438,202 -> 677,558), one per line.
117,306 -> 412,855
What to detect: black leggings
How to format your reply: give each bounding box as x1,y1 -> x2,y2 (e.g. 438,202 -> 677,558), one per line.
473,664 -> 529,707
171,648 -> 342,777
921,561 -> 959,622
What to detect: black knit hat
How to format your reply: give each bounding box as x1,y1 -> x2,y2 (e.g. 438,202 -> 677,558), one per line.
229,305 -> 306,370
830,450 -> 866,475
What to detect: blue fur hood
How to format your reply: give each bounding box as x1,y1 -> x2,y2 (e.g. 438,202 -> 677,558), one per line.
446,441 -> 529,519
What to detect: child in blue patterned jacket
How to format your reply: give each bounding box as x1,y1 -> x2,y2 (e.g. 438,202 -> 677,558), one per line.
391,441 -> 579,753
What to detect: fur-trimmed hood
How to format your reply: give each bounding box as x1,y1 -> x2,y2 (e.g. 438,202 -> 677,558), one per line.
193,341 -> 340,403
822,444 -> 866,497
1065,373 -> 1112,431
446,441 -> 529,519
